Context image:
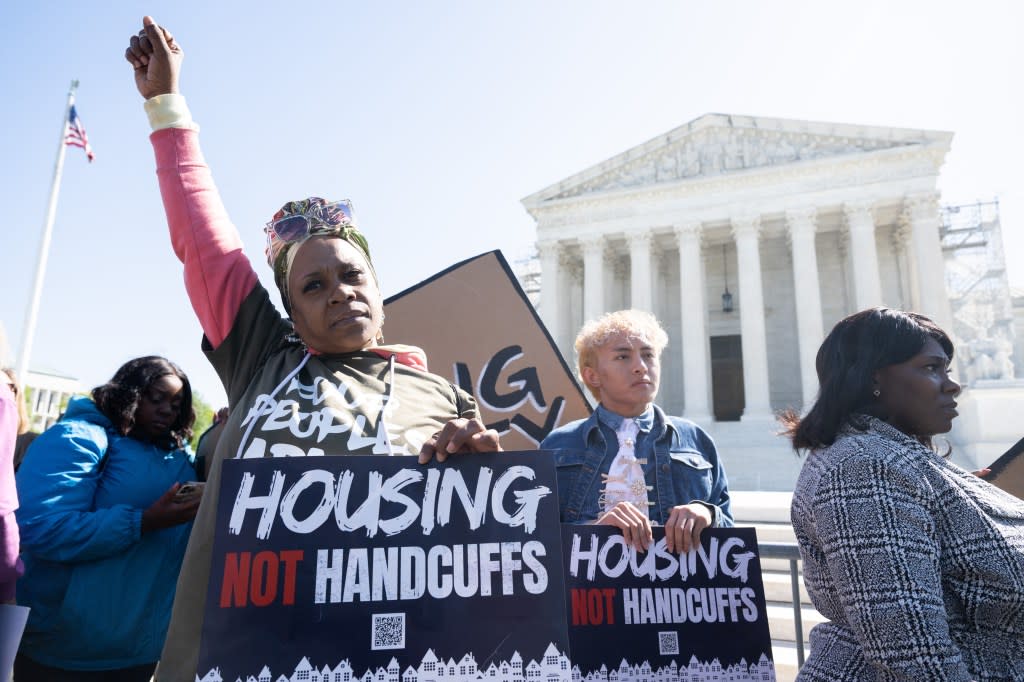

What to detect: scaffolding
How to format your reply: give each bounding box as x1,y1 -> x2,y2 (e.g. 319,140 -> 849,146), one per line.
512,248 -> 542,307
940,199 -> 1018,384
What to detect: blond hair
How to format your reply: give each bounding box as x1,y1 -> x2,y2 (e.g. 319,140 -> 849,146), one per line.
2,368 -> 30,435
574,310 -> 669,399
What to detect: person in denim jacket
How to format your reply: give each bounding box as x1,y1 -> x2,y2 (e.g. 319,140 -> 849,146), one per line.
541,310 -> 732,554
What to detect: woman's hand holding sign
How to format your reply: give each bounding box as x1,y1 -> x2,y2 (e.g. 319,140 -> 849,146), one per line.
418,417 -> 502,464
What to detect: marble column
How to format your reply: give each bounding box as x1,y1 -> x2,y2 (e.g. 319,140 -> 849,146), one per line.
536,239 -> 561,342
560,253 -> 583,359
786,208 -> 825,408
731,216 -> 772,419
580,235 -> 606,323
33,388 -> 51,431
844,201 -> 884,310
34,388 -> 48,416
905,193 -> 954,333
891,223 -> 915,311
610,253 -> 629,311
675,222 -> 712,422
626,231 -> 654,312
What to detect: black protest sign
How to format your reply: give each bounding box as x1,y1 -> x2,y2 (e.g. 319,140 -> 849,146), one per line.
198,452 -> 569,682
562,526 -> 776,681
383,250 -> 591,451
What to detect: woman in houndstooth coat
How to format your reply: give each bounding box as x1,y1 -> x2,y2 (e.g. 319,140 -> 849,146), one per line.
783,308 -> 1024,681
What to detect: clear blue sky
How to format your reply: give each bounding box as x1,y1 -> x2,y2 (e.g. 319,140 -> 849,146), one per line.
2,1 -> 1021,407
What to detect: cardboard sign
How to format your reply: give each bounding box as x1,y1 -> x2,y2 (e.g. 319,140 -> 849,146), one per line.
562,526 -> 776,681
197,452 -> 569,682
384,251 -> 591,451
982,435 -> 1024,499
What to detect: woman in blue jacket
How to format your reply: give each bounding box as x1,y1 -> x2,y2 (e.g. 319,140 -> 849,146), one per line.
14,356 -> 201,681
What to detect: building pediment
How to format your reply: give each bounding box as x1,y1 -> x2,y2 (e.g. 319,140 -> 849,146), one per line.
523,113 -> 951,206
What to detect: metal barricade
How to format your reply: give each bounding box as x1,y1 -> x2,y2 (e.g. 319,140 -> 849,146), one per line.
757,542 -> 806,668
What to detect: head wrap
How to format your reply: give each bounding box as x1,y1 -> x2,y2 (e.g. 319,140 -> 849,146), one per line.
264,197 -> 377,313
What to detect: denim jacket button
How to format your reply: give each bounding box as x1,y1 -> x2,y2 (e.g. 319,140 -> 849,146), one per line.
661,463 -> 670,473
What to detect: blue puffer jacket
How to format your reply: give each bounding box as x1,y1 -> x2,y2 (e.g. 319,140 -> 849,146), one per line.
15,397 -> 196,670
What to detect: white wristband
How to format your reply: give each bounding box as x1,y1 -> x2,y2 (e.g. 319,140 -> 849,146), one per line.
144,93 -> 199,132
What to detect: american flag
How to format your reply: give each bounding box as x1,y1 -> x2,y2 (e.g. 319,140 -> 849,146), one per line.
65,105 -> 94,162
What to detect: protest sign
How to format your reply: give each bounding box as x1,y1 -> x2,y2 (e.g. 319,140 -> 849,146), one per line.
562,526 -> 776,681
197,452 -> 569,682
383,250 -> 591,451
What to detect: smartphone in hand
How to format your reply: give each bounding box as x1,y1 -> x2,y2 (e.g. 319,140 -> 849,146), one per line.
174,481 -> 205,501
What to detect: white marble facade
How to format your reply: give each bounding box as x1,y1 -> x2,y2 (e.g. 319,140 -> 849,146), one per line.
522,114 -> 1022,487
22,368 -> 82,432
524,114 -> 956,421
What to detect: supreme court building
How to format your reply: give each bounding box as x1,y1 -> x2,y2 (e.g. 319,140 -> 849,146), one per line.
522,114 -> 1023,490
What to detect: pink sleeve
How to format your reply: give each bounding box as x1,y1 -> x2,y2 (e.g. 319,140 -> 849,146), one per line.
151,127 -> 260,348
0,512 -> 20,602
0,384 -> 22,600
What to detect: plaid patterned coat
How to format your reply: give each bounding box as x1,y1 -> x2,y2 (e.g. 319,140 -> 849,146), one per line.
791,416 -> 1024,680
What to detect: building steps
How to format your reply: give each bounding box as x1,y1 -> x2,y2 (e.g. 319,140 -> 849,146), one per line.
703,423 -> 803,491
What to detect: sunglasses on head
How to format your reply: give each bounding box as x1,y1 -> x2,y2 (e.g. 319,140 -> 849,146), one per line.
265,199 -> 355,246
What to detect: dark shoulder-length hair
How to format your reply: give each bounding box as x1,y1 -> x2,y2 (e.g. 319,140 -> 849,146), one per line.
92,355 -> 195,450
780,307 -> 954,452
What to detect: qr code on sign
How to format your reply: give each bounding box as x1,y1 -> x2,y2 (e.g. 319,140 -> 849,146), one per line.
658,631 -> 679,656
372,613 -> 406,650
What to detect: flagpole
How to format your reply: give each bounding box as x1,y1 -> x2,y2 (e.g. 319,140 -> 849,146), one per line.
16,80 -> 78,388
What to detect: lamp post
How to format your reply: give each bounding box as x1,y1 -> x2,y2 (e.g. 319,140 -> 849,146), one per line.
721,243 -> 733,313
